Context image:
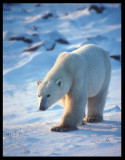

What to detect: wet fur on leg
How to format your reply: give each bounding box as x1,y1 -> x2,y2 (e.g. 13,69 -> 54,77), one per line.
84,116 -> 103,123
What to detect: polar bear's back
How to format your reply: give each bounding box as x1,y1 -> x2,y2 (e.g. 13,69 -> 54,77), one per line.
71,44 -> 107,57
71,44 -> 111,97
71,44 -> 110,69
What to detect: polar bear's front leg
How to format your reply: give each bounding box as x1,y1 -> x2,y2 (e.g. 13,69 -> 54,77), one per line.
51,94 -> 87,132
51,110 -> 79,132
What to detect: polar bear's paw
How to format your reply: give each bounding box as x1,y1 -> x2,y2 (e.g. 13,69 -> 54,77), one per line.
51,125 -> 78,132
80,121 -> 86,126
84,116 -> 103,123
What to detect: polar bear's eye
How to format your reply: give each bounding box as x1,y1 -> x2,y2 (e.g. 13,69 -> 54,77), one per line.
46,94 -> 51,98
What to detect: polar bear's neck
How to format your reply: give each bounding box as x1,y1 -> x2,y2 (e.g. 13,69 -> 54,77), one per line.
44,62 -> 65,82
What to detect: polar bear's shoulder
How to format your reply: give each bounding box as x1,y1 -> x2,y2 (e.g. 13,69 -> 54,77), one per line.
55,52 -> 82,73
58,51 -> 81,61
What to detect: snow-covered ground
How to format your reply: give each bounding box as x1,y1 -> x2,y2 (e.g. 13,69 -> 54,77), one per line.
3,3 -> 121,156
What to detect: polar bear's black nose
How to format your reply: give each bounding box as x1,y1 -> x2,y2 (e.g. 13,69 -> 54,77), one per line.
39,106 -> 46,111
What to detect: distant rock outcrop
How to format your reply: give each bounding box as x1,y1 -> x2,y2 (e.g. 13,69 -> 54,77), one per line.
110,55 -> 121,61
43,13 -> 53,19
89,5 -> 105,14
22,30 -> 69,52
56,38 -> 69,44
42,30 -> 69,51
23,42 -> 43,53
8,33 -> 40,44
9,37 -> 33,43
86,35 -> 107,44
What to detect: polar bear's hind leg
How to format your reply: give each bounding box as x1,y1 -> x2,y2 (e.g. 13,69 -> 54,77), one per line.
84,87 -> 108,123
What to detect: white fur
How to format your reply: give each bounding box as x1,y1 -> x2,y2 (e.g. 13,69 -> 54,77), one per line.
37,44 -> 111,131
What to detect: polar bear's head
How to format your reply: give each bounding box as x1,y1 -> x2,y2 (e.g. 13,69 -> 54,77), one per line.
37,79 -> 63,111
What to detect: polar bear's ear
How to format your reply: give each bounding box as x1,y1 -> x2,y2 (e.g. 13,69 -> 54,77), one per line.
56,79 -> 63,87
37,80 -> 41,86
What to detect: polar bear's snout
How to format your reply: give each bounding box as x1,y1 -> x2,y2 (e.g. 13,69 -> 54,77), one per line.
39,98 -> 47,111
39,106 -> 46,111
39,102 -> 46,111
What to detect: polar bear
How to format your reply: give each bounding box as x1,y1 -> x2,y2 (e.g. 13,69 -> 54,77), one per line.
37,44 -> 111,132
